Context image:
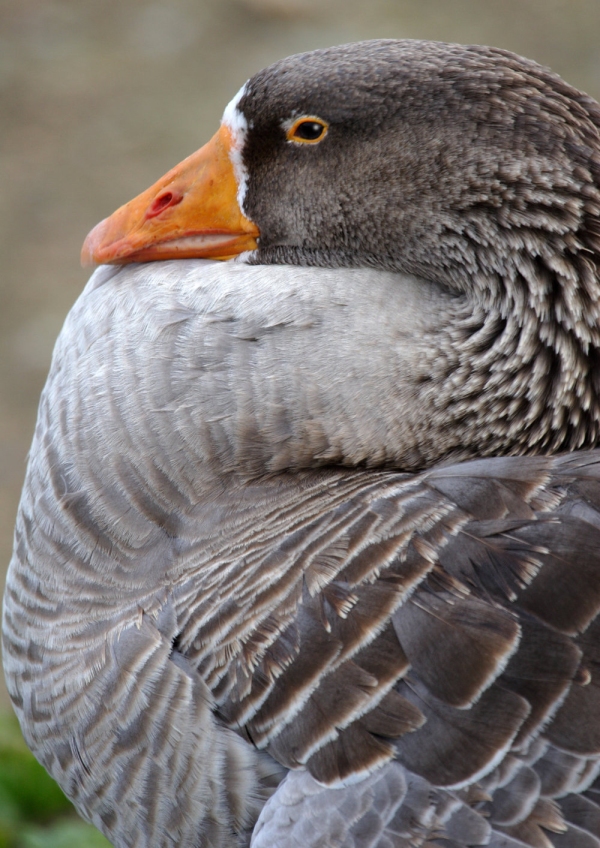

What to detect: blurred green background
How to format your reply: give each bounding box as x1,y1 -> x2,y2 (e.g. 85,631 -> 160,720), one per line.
2,0 -> 600,843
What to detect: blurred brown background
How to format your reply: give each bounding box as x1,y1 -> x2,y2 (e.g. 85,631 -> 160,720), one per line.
2,0 -> 600,708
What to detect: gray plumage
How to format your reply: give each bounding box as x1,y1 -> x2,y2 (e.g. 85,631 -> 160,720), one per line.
5,39 -> 600,848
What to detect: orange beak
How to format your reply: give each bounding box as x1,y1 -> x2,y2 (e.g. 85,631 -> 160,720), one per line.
81,125 -> 259,266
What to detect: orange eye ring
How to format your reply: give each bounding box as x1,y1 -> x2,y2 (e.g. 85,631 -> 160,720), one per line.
286,116 -> 329,144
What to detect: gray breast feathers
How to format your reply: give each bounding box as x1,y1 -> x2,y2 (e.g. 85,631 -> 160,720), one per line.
5,261 -> 600,848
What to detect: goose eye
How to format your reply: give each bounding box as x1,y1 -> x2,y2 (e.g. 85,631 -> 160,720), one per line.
286,117 -> 328,144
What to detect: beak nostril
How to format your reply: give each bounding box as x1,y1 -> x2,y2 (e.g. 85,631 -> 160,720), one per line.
146,191 -> 183,219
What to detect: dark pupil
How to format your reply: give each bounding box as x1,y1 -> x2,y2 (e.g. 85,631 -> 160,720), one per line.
295,121 -> 324,140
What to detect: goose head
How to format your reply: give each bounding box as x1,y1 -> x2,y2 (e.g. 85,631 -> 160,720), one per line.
82,39 -> 600,462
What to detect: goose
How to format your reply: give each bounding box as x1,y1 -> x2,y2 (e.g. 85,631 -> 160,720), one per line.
5,38 -> 600,848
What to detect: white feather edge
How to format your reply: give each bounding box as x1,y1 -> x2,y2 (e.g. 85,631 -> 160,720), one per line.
221,83 -> 250,215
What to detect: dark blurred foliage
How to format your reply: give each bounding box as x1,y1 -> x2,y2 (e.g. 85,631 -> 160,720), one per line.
0,711 -> 110,846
